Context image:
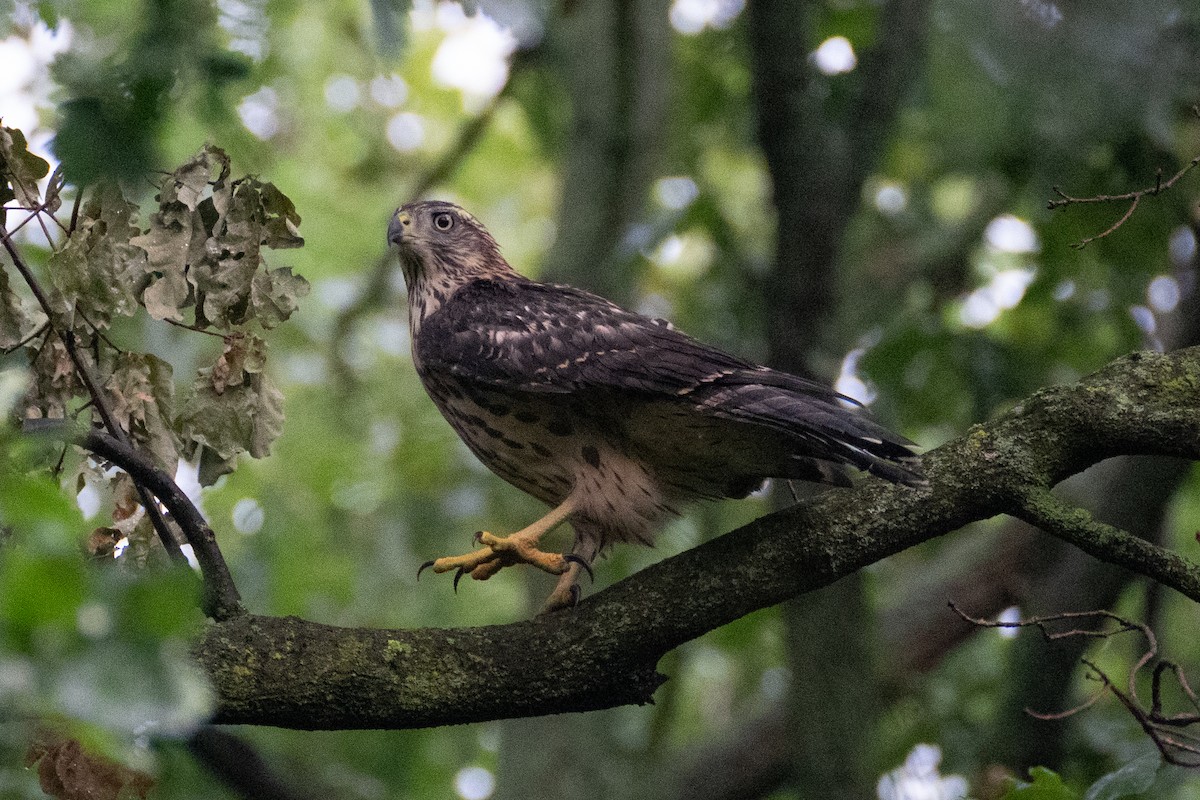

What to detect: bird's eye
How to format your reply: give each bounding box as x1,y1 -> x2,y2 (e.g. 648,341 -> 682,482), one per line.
433,212 -> 455,232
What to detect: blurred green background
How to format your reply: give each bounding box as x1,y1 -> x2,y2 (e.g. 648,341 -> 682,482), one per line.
1,0 -> 1200,797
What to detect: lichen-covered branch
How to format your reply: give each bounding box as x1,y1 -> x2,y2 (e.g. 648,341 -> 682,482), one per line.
1012,486 -> 1200,603
193,347 -> 1200,730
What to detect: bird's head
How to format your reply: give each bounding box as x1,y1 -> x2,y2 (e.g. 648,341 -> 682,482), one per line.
388,201 -> 514,302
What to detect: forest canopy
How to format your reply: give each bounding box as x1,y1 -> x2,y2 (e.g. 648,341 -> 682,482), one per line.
1,1 -> 1200,799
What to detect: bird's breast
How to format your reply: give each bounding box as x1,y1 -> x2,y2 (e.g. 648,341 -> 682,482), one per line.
415,373 -> 673,546
418,372 -> 578,505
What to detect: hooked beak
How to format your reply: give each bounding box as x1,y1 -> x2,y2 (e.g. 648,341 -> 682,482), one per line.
388,210 -> 411,247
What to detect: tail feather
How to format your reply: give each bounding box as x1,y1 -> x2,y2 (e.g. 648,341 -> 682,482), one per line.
698,373 -> 926,488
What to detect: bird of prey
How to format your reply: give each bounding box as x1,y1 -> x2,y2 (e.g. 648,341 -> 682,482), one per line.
388,200 -> 924,611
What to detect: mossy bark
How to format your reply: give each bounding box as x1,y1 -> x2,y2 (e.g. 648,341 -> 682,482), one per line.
193,348 -> 1200,730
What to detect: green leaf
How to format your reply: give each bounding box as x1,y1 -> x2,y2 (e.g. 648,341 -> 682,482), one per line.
250,266 -> 310,329
106,567 -> 201,642
1000,767 -> 1079,800
0,469 -> 83,544
1083,753 -> 1160,800
0,125 -> 50,207
36,0 -> 59,29
0,549 -> 87,651
51,637 -> 214,736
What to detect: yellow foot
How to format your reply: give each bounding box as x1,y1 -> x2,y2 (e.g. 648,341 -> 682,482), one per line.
539,557 -> 596,614
417,531 -> 593,593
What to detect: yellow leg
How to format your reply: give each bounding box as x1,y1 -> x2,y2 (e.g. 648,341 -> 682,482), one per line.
542,562 -> 586,613
540,534 -> 601,613
420,496 -> 580,582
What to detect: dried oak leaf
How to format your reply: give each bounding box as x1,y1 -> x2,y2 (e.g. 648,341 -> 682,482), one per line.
48,183 -> 147,325
0,263 -> 31,350
161,145 -> 230,212
130,209 -> 202,323
104,352 -> 181,471
87,526 -> 122,559
26,735 -> 154,800
251,266 -> 310,329
22,338 -> 81,420
258,180 -> 304,250
177,333 -> 283,482
190,175 -> 305,330
0,125 -> 50,209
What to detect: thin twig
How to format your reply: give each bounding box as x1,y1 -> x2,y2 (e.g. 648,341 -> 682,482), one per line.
33,207 -> 57,251
949,603 -> 1140,642
68,188 -> 83,235
1,320 -> 50,354
952,604 -> 1200,767
1048,153 -> 1200,248
76,308 -> 125,353
1048,157 -> 1200,208
1011,486 -> 1200,604
1070,194 -> 1140,250
164,317 -> 226,337
1025,685 -> 1107,721
1152,661 -> 1200,725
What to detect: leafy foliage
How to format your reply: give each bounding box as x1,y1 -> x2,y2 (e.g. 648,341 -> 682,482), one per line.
48,0 -> 249,184
48,183 -> 146,323
0,262 -> 30,349
0,135 -> 303,791
177,333 -> 285,481
10,143 -> 308,476
998,754 -> 1163,800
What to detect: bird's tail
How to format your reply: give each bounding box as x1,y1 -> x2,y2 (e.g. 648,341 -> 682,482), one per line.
701,371 -> 927,488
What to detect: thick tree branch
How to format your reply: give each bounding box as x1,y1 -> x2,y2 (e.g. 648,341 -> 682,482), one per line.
190,347 -> 1200,730
79,430 -> 244,620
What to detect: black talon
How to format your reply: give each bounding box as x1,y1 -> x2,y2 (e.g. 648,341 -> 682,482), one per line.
453,567 -> 467,593
417,560 -> 436,580
563,554 -> 594,582
568,583 -> 581,607
473,530 -> 485,544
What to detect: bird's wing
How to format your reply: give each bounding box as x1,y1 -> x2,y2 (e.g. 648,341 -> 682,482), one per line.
416,277 -> 923,486
415,277 -> 844,401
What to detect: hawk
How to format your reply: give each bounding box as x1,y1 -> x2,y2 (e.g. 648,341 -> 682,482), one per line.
388,200 -> 923,611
